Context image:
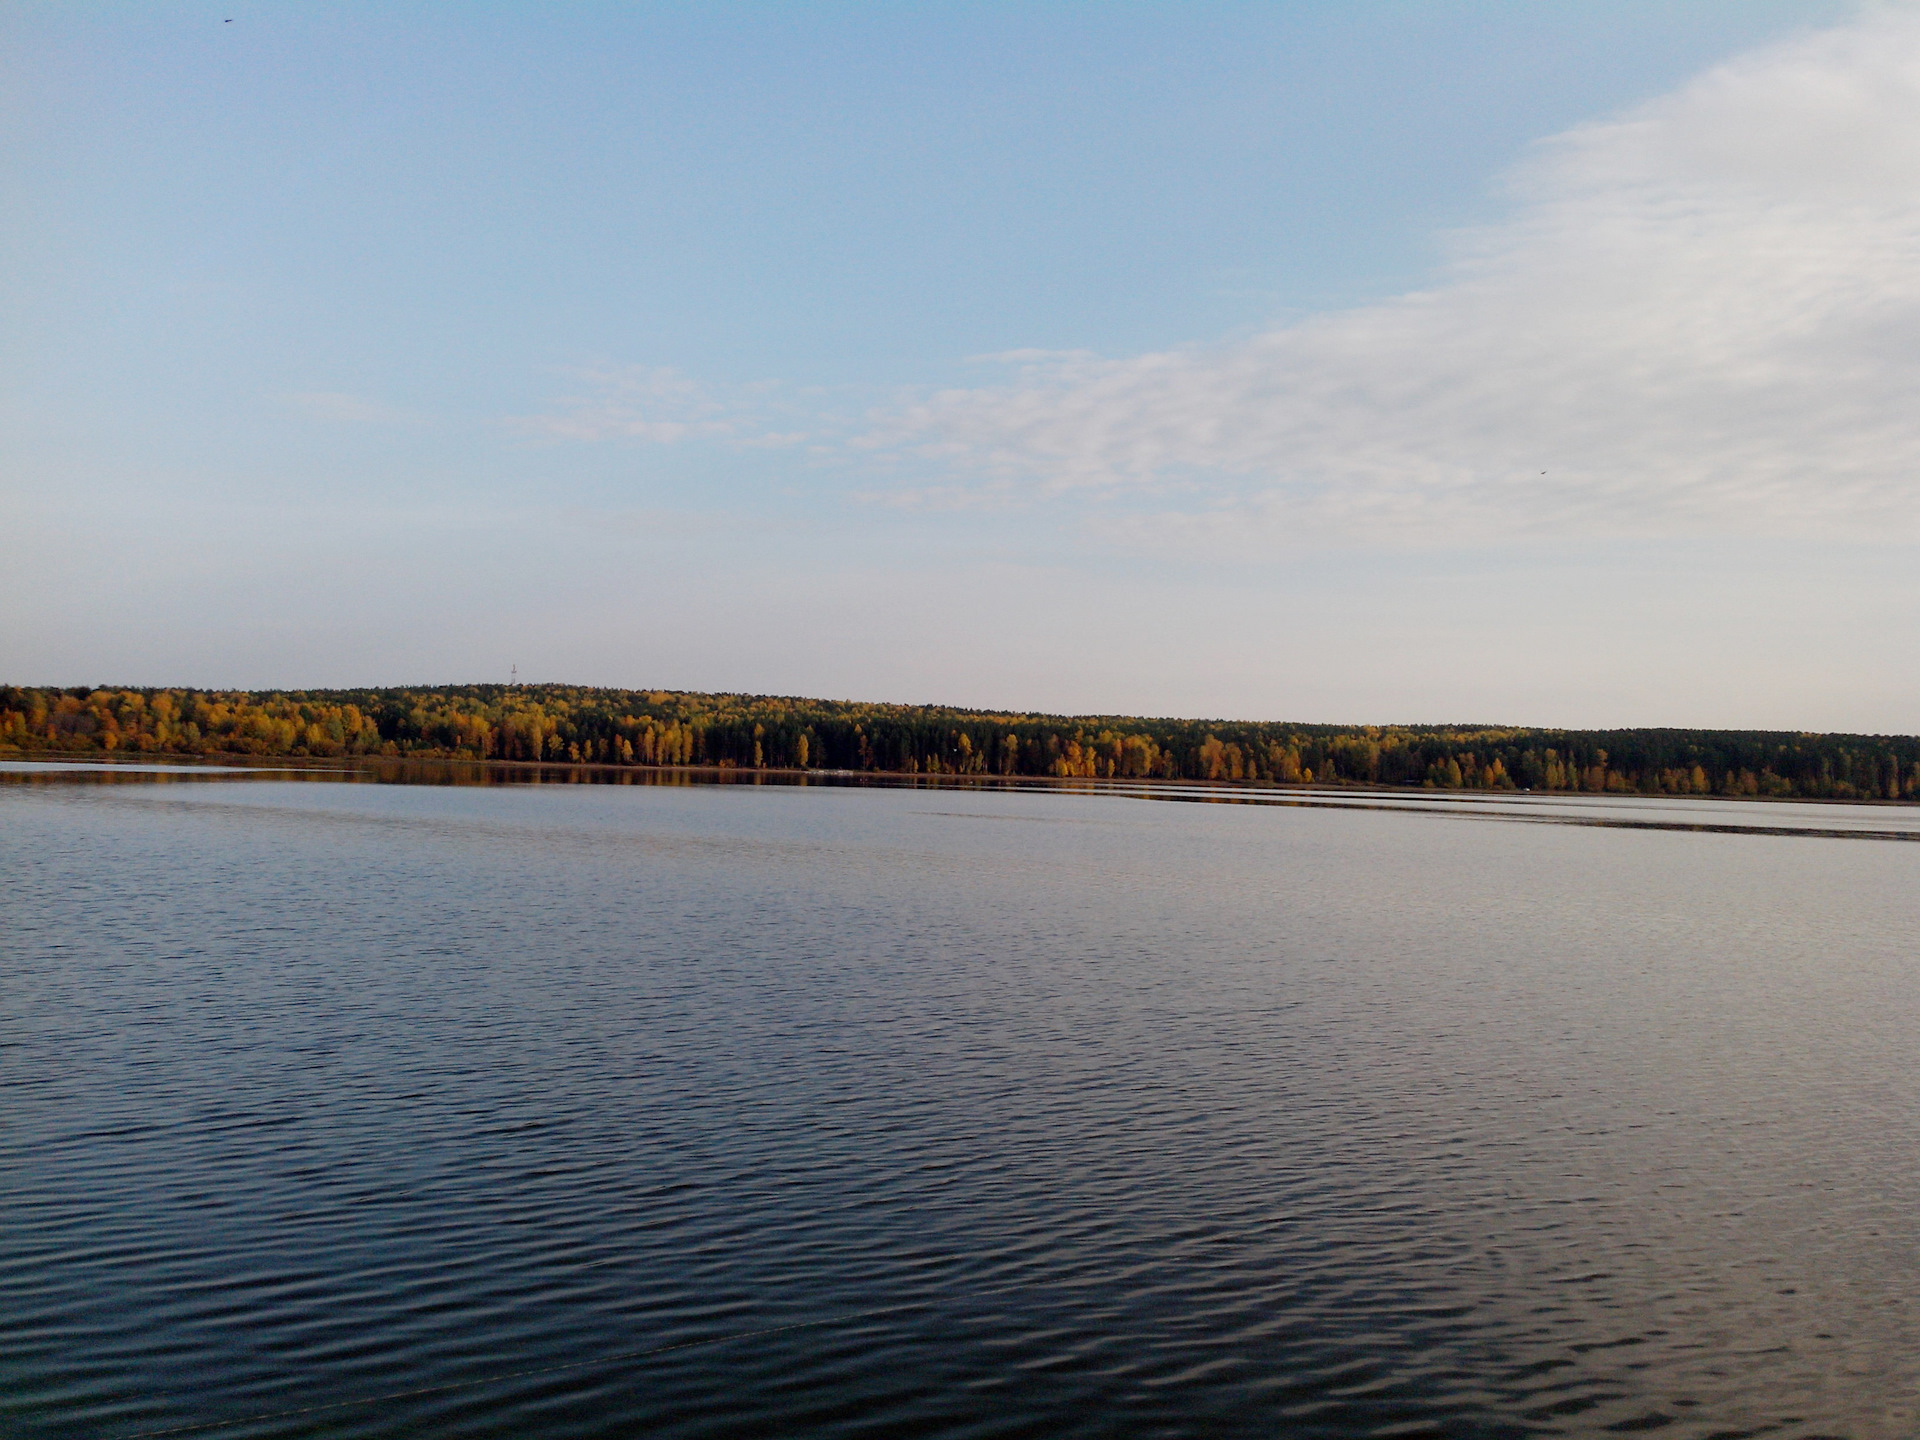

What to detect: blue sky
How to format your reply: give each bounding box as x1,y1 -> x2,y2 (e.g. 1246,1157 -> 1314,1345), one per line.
11,0 -> 1919,730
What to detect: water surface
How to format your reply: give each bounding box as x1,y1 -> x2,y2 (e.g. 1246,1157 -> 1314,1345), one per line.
4,766 -> 1918,1437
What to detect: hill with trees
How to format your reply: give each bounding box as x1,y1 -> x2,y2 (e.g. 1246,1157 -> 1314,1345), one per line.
4,683 -> 1917,800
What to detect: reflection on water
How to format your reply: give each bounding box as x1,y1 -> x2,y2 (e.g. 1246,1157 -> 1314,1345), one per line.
8,758 -> 1920,840
4,766 -> 1919,1438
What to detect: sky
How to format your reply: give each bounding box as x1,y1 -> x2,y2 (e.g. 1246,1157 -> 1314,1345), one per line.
7,0 -> 1919,731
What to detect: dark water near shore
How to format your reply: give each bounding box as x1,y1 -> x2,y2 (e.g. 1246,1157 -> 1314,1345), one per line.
5,764 -> 1920,1438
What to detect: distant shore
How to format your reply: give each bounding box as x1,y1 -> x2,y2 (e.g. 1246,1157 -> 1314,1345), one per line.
7,683 -> 1918,803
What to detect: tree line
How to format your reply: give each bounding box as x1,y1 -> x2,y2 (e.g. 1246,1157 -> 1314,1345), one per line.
5,683 -> 1919,801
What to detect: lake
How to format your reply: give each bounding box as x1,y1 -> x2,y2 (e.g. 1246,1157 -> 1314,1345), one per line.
4,762 -> 1919,1438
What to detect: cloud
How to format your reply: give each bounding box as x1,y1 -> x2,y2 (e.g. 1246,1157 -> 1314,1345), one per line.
511,365 -> 734,442
285,391 -> 426,426
859,8 -> 1920,547
513,366 -> 830,452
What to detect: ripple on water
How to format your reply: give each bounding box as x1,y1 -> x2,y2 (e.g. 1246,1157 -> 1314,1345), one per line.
3,776 -> 1920,1438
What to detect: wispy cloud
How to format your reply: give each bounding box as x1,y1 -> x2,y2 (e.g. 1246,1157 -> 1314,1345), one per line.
285,391 -> 427,426
513,365 -> 821,450
512,365 -> 736,443
854,9 -> 1920,547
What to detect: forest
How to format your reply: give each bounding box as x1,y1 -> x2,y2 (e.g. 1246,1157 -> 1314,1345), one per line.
5,682 -> 1919,801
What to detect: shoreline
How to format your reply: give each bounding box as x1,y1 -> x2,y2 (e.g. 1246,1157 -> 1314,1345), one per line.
6,747 -> 1916,808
